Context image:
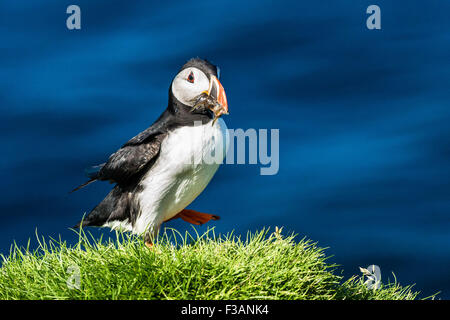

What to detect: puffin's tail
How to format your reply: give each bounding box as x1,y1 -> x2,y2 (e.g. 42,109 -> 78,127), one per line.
70,163 -> 105,193
70,178 -> 97,193
73,185 -> 128,229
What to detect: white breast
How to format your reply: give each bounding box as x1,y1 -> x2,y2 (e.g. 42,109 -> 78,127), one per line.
133,118 -> 228,236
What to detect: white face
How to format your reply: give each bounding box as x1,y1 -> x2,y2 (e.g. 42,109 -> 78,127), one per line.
171,67 -> 210,107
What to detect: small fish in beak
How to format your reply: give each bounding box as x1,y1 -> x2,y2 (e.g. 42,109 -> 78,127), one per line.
192,75 -> 228,124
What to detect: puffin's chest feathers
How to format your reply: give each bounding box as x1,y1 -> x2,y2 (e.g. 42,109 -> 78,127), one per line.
162,120 -> 226,171
134,119 -> 227,232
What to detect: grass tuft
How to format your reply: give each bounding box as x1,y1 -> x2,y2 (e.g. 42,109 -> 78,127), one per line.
0,227 -> 421,300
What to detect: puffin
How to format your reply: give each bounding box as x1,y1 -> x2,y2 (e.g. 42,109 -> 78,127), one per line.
72,58 -> 229,247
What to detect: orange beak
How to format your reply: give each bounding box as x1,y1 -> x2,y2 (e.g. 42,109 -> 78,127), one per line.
208,75 -> 228,115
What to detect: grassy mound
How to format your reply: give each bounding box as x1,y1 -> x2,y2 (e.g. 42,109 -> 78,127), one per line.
0,228 -> 419,300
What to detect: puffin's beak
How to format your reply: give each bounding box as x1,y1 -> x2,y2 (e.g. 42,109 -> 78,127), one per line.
207,75 -> 228,115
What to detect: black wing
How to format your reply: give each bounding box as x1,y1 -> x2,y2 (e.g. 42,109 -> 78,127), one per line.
71,102 -> 212,192
71,110 -> 173,192
96,134 -> 165,185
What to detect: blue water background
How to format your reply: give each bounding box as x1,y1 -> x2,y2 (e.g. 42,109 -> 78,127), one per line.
1,1 -> 450,298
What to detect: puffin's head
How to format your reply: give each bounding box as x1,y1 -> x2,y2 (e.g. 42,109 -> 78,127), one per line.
170,58 -> 228,116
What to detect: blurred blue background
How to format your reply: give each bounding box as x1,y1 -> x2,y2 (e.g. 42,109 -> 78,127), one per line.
1,0 -> 449,298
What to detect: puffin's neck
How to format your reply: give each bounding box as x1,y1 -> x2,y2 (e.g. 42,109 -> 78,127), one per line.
167,93 -> 213,127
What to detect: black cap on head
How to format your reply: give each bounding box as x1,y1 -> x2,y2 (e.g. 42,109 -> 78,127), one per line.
180,58 -> 219,79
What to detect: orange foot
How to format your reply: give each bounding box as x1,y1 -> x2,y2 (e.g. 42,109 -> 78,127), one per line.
145,241 -> 153,249
166,209 -> 220,226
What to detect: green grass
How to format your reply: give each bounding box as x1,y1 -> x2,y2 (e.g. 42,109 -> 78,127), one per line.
0,227 -> 422,300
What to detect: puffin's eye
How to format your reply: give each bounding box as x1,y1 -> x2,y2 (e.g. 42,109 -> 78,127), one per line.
187,71 -> 195,83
